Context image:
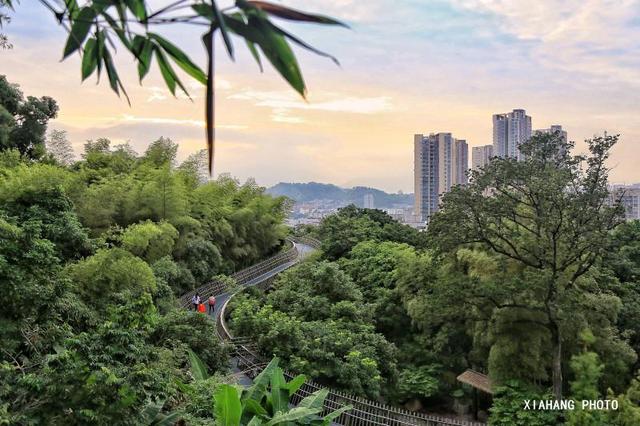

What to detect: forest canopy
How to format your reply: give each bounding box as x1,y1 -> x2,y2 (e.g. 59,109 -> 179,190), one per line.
0,75 -> 291,425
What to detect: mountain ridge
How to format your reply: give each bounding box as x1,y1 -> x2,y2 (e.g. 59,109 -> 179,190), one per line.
266,182 -> 413,208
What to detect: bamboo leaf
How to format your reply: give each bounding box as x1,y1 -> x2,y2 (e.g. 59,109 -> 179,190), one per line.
126,0 -> 147,21
148,33 -> 206,84
102,50 -> 119,94
99,11 -> 132,50
224,14 -> 305,97
133,36 -> 153,82
63,6 -> 96,58
268,22 -> 340,66
203,29 -> 214,176
192,3 -> 234,59
245,40 -> 263,72
246,1 -> 349,27
155,46 -> 187,98
81,37 -> 98,80
95,30 -> 105,78
212,0 -> 234,58
64,0 -> 80,19
102,48 -> 130,104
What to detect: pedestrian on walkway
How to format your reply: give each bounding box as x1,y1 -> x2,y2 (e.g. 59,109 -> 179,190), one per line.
191,293 -> 201,311
208,295 -> 216,314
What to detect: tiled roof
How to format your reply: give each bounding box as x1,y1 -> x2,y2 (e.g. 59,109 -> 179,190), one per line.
457,370 -> 493,394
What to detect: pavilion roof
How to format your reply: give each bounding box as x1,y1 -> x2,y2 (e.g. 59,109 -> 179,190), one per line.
457,369 -> 493,394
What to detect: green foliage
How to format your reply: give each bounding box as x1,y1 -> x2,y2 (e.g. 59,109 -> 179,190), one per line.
66,248 -> 157,306
395,365 -> 441,402
121,220 -> 179,263
340,240 -> 417,340
427,132 -> 626,399
566,330 -> 606,426
230,261 -> 397,398
42,1 -> 345,172
138,165 -> 189,222
0,169 -> 92,260
0,215 -> 63,352
152,309 -> 229,374
0,84 -> 295,424
606,376 -> 640,425
142,137 -> 178,168
211,357 -> 351,426
317,204 -> 423,260
607,221 -> 640,283
488,381 -> 559,426
45,129 -> 75,166
0,75 -> 58,159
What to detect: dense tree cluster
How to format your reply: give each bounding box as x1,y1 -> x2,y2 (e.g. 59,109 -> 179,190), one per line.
230,133 -> 640,424
0,76 -> 290,424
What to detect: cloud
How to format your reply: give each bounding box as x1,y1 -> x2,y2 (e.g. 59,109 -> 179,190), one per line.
450,0 -> 640,88
271,109 -> 306,124
228,89 -> 394,120
119,114 -> 247,130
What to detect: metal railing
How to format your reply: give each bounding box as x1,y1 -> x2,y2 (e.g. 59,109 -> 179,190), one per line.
292,235 -> 321,249
222,327 -> 485,426
182,238 -> 485,426
179,240 -> 297,309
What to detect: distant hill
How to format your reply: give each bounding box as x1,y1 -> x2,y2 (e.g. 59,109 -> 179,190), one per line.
267,182 -> 413,208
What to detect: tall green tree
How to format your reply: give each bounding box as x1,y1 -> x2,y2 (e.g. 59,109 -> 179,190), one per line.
0,75 -> 58,158
428,133 -> 625,399
45,129 -> 75,165
142,137 -> 178,168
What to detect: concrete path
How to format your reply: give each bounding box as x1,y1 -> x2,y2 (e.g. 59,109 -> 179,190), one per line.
206,242 -> 316,385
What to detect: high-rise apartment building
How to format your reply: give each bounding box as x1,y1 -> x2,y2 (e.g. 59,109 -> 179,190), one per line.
534,125 -> 568,157
472,144 -> 493,170
609,184 -> 640,221
535,125 -> 567,142
414,133 -> 468,223
453,139 -> 469,186
363,193 -> 375,209
493,109 -> 532,160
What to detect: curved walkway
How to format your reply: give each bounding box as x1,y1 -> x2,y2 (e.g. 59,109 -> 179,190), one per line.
181,238 -> 485,426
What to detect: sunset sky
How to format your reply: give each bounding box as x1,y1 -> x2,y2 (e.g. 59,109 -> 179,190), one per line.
2,0 -> 639,192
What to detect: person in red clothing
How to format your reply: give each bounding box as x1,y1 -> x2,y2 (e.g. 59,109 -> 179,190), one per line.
208,295 -> 216,314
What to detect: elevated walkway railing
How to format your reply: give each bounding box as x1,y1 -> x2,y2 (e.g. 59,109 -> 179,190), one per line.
178,240 -> 297,309
217,245 -> 486,426
292,235 -> 321,249
181,237 -> 486,426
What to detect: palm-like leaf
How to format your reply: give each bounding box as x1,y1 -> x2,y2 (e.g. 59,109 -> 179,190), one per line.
48,0 -> 344,175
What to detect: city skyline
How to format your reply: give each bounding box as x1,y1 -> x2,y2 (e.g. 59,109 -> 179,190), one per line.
2,1 -> 640,192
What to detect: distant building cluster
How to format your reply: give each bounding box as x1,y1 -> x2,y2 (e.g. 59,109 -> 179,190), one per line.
610,184 -> 640,221
414,108 -> 568,224
286,199 -> 418,227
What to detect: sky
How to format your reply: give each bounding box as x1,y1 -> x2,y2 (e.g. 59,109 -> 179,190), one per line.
2,0 -> 639,192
